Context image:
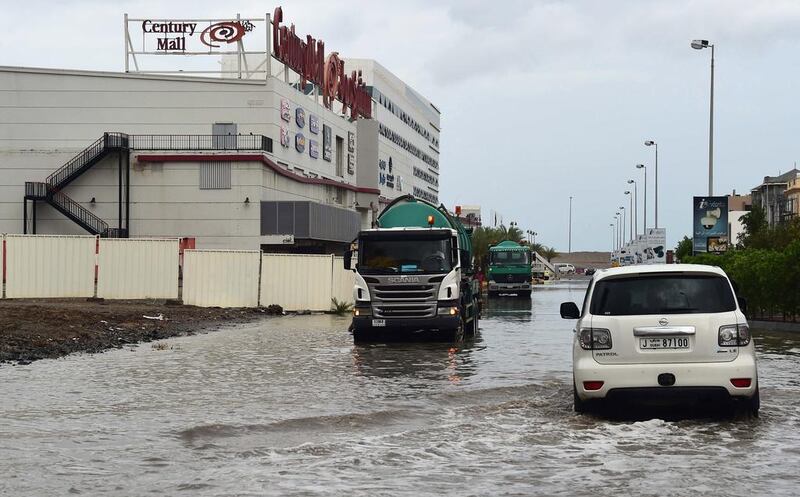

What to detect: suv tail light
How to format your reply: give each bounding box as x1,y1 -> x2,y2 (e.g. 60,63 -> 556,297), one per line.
730,378 -> 752,388
718,324 -> 750,347
579,328 -> 612,350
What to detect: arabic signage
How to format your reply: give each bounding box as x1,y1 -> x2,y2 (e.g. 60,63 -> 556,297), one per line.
693,196 -> 729,254
309,140 -> 319,159
295,107 -> 305,128
309,114 -> 319,135
272,7 -> 372,120
141,19 -> 255,52
279,126 -> 290,147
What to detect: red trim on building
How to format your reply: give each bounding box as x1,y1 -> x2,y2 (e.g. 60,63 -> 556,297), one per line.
135,153 -> 381,195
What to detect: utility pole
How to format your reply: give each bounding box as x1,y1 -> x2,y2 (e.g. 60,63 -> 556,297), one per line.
568,196 -> 573,253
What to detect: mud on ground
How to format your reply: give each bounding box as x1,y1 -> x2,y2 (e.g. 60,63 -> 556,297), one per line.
0,299 -> 273,365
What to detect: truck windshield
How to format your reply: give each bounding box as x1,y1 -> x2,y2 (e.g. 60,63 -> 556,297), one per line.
359,237 -> 453,274
490,250 -> 529,265
590,274 -> 736,315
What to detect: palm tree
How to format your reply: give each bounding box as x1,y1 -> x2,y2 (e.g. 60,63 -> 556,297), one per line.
541,246 -> 559,262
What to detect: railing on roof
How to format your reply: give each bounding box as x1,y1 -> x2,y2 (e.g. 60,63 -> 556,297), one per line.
129,134 -> 272,153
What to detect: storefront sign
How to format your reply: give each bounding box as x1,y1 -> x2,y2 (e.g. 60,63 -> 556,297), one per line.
295,107 -> 305,128
279,126 -> 290,147
693,196 -> 729,254
347,154 -> 355,175
309,114 -> 319,134
280,99 -> 290,122
322,125 -> 332,162
348,131 -> 355,152
309,140 -> 319,159
295,133 -> 306,153
272,7 -> 372,120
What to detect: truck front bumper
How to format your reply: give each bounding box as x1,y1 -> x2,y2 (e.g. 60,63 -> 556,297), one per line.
488,283 -> 531,291
352,315 -> 462,334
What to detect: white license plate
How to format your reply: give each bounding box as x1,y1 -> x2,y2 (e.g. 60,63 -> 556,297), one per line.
640,337 -> 689,350
372,319 -> 386,327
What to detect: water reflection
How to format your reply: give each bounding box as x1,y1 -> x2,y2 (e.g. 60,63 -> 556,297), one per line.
351,340 -> 481,384
483,295 -> 532,320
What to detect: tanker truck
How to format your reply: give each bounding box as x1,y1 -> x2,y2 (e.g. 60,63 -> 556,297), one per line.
343,195 -> 480,341
487,240 -> 533,298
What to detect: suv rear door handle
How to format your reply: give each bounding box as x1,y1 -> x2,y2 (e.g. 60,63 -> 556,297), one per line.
633,326 -> 696,336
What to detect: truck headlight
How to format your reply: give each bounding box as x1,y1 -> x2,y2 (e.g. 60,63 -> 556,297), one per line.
354,306 -> 372,317
437,304 -> 459,316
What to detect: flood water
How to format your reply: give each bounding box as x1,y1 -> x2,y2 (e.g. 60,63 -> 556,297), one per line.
2,281 -> 800,496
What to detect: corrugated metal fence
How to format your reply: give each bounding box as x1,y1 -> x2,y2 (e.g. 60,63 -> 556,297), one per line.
97,239 -> 179,299
3,234 -> 96,298
182,250 -> 261,308
1,235 -> 353,310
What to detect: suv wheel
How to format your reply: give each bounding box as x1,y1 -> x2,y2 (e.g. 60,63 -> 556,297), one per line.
573,383 -> 588,414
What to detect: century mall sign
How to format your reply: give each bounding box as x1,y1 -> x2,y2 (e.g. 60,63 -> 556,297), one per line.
138,7 -> 371,120
272,7 -> 371,120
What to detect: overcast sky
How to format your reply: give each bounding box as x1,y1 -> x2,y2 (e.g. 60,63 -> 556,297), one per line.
3,0 -> 799,251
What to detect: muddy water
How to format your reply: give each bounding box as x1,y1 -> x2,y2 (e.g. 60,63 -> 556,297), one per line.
2,281 -> 799,496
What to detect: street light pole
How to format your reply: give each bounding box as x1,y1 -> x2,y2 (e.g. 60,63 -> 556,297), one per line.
616,212 -> 621,250
610,223 -> 615,254
645,140 -> 658,227
692,39 -> 715,196
627,179 -> 637,240
619,206 -> 626,246
636,164 -> 647,233
624,191 -> 633,243
568,196 -> 573,253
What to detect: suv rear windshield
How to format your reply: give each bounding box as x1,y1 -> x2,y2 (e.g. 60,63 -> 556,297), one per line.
590,274 -> 736,315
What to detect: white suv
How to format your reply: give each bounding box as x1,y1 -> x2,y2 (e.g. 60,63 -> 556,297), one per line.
560,264 -> 759,415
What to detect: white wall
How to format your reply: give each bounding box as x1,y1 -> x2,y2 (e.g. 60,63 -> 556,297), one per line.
0,67 -> 360,241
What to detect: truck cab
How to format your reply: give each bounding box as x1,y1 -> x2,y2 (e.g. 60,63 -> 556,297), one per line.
344,196 -> 479,341
488,241 -> 533,298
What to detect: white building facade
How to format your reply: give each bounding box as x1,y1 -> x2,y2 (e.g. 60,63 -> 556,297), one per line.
0,11 -> 441,252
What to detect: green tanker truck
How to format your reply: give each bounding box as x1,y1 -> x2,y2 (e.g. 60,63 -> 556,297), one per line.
343,195 -> 480,341
488,240 -> 532,298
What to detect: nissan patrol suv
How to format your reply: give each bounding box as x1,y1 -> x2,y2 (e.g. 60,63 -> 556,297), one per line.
560,264 -> 759,415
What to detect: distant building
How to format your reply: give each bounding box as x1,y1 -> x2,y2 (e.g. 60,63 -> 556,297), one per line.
784,174 -> 800,221
750,169 -> 800,226
727,191 -> 752,245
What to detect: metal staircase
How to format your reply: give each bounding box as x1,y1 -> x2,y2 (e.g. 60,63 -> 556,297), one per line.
24,133 -> 129,237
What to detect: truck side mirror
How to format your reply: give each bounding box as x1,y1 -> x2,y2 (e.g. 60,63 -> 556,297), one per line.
560,302 -> 580,319
343,250 -> 353,270
460,249 -> 471,270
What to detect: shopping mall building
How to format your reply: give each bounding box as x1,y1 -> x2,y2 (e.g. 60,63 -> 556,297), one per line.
0,9 -> 441,252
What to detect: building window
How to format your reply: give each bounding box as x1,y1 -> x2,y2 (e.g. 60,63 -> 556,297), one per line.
199,162 -> 232,189
335,135 -> 344,177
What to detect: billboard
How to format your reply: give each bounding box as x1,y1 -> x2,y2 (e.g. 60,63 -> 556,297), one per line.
693,196 -> 729,254
642,228 -> 667,264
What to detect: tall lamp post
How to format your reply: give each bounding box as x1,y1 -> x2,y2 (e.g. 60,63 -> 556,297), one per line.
609,223 -> 617,257
627,179 -> 637,240
619,206 -> 626,247
645,140 -> 658,227
568,196 -> 573,253
636,164 -> 647,234
691,39 -> 715,196
624,191 -> 633,243
615,212 -> 621,250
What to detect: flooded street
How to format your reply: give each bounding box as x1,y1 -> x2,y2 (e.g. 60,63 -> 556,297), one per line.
2,281 -> 800,496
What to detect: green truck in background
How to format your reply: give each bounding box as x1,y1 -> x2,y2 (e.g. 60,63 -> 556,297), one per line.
488,240 -> 532,298
344,195 -> 481,341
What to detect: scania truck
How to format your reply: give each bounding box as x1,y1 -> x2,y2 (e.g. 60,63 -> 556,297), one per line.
344,195 -> 480,341
487,240 -> 532,297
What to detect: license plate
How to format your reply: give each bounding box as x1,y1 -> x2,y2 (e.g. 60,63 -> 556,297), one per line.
640,337 -> 689,350
372,319 -> 386,327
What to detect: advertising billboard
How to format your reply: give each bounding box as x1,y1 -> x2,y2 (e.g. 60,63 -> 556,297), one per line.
642,228 -> 667,264
693,196 -> 729,254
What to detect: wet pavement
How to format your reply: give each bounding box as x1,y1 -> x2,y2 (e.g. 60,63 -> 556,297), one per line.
2,281 -> 800,496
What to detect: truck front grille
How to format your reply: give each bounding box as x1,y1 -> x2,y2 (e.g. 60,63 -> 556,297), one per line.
372,284 -> 437,318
